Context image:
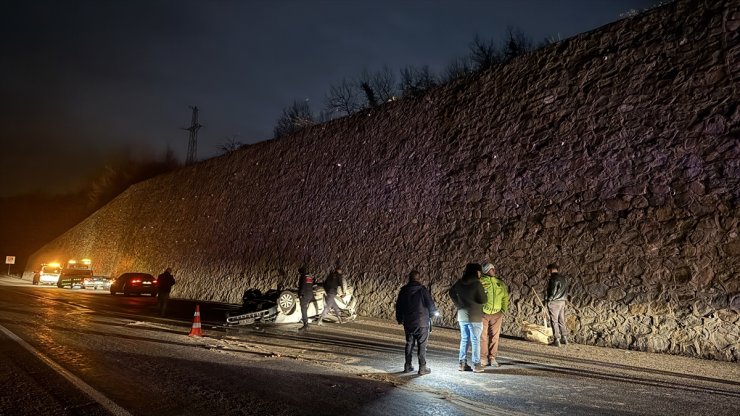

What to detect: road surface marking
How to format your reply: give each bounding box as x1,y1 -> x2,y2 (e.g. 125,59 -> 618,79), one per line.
0,323 -> 133,416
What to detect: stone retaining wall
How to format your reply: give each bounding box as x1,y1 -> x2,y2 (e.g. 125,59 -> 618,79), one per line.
27,0 -> 739,361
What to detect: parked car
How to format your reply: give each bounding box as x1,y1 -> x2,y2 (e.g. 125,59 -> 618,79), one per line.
109,273 -> 158,296
225,282 -> 357,326
83,275 -> 112,290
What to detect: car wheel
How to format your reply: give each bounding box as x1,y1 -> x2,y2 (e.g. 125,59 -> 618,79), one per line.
123,284 -> 131,296
277,291 -> 297,315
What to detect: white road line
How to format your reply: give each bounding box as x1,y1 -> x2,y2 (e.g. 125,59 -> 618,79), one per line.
0,323 -> 132,416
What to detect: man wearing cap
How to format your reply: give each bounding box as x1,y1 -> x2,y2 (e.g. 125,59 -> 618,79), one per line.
480,263 -> 509,367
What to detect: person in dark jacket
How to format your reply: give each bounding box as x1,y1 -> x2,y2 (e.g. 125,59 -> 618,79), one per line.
449,263 -> 486,373
545,263 -> 568,346
317,267 -> 346,325
157,267 -> 176,316
395,270 -> 438,375
297,266 -> 315,331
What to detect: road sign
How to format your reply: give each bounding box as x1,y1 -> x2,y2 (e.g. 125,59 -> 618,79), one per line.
5,256 -> 14,276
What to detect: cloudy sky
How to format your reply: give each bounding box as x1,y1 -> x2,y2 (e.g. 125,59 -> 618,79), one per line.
0,0 -> 654,197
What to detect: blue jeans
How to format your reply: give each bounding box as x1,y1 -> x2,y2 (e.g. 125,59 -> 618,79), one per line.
458,322 -> 483,364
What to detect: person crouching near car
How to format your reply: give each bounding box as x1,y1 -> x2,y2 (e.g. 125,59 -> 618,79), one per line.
157,267 -> 176,317
297,266 -> 315,332
395,270 -> 437,375
449,263 -> 486,373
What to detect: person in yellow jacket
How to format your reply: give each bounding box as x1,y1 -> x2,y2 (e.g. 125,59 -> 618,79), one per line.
480,263 -> 509,367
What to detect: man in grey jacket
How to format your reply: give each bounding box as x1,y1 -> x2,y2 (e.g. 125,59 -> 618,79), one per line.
545,263 -> 568,347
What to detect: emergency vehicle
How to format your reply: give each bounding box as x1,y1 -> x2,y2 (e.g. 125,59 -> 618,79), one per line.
34,263 -> 62,285
57,259 -> 94,288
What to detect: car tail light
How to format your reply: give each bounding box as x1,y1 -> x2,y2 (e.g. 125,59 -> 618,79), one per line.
132,278 -> 142,284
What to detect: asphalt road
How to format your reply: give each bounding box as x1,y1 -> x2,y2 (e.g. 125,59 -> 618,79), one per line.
1,276 -> 738,416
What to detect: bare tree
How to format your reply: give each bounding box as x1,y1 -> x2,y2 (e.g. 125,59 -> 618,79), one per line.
502,26 -> 533,63
537,33 -> 562,49
469,34 -> 500,71
359,66 -> 397,105
399,65 -> 438,97
87,146 -> 181,209
442,56 -> 472,82
359,81 -> 378,108
273,100 -> 315,139
324,79 -> 361,116
218,135 -> 244,154
316,110 -> 336,123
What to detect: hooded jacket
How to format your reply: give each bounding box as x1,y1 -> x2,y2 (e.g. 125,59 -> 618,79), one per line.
480,273 -> 509,314
449,274 -> 486,323
395,281 -> 437,329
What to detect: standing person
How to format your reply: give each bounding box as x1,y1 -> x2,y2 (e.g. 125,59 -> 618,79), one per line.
480,263 -> 509,367
395,270 -> 438,375
297,266 -> 315,332
157,267 -> 176,317
317,266 -> 346,325
545,263 -> 568,346
449,263 -> 486,373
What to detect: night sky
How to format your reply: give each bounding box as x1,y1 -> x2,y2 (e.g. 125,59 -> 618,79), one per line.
1,0 -> 654,197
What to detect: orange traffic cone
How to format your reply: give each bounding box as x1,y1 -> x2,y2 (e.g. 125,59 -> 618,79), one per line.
188,305 -> 204,337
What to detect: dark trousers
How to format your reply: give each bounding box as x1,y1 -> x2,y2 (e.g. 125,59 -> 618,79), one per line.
158,292 -> 170,316
548,300 -> 568,340
319,293 -> 340,320
404,326 -> 429,366
299,295 -> 313,325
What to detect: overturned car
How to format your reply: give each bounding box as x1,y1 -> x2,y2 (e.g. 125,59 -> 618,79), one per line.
225,283 -> 358,326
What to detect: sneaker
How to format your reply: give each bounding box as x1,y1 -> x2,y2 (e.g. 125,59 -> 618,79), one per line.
489,359 -> 499,368
403,363 -> 414,373
561,337 -> 568,345
551,339 -> 561,347
418,366 -> 431,375
298,324 -> 309,332
458,361 -> 472,371
472,363 -> 485,373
